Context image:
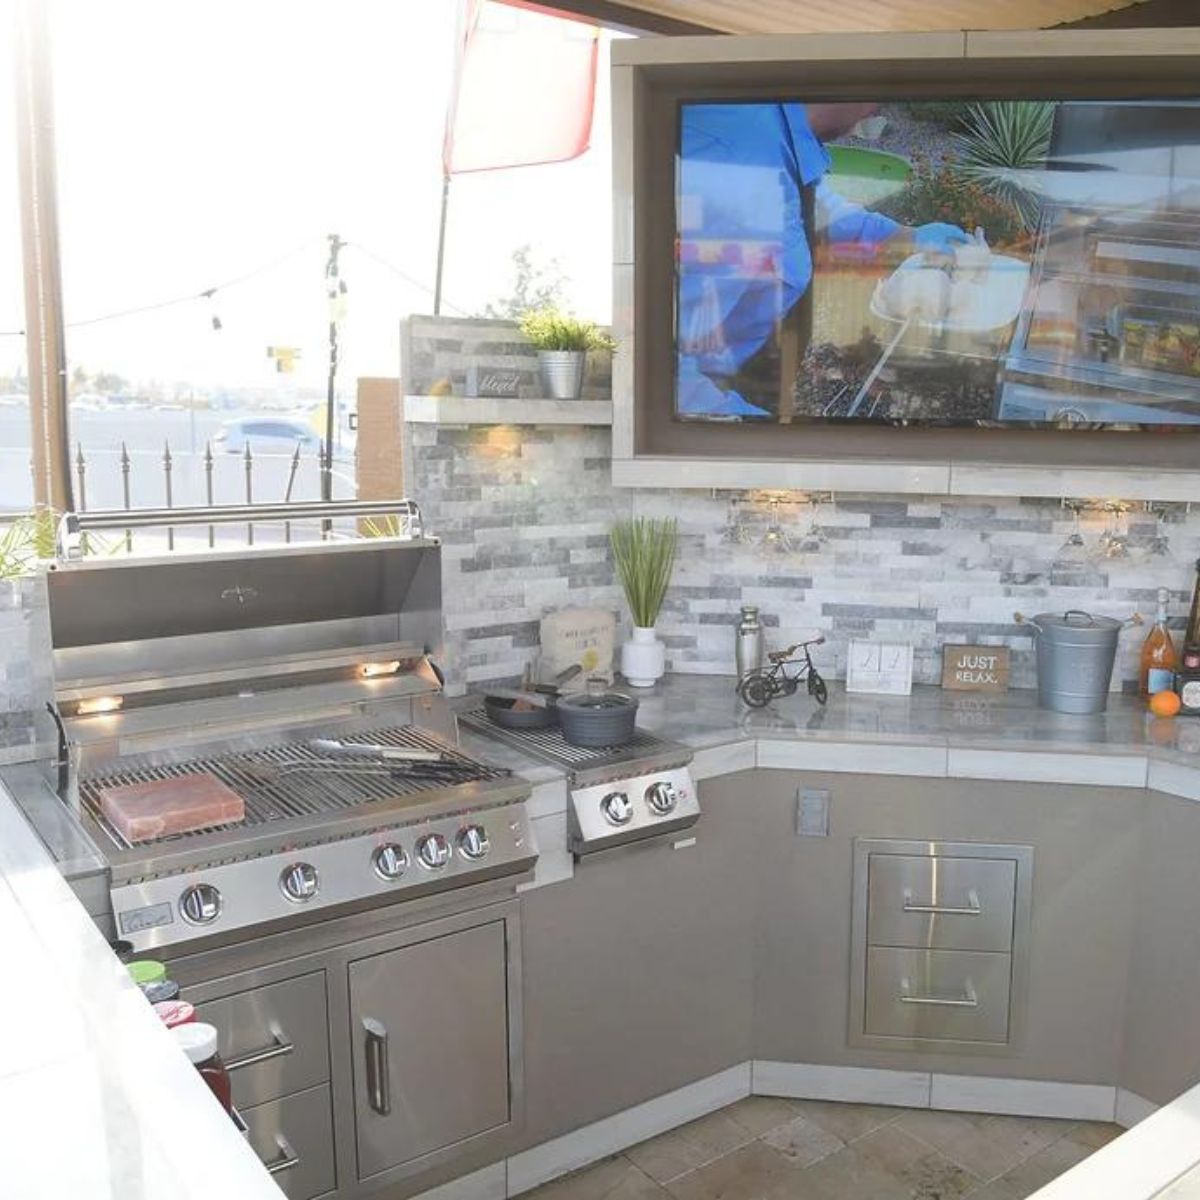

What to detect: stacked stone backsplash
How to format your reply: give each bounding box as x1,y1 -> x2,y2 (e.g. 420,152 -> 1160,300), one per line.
409,423 -> 624,695
401,315 -> 612,401
400,315 -> 1198,696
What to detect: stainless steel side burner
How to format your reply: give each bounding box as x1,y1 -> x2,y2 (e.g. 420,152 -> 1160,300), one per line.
459,703 -> 699,855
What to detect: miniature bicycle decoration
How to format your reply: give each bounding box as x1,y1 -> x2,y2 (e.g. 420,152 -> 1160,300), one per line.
737,636 -> 828,708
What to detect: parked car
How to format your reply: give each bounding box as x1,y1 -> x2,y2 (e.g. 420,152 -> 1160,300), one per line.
212,417 -> 320,455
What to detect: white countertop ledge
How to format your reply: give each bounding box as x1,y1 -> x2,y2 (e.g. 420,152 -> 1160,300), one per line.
0,784 -> 281,1200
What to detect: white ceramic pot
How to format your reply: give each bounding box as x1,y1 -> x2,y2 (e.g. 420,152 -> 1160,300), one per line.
538,350 -> 586,400
620,625 -> 666,688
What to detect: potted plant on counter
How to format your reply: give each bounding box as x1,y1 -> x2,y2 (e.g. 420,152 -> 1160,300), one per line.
519,308 -> 615,401
611,516 -> 677,689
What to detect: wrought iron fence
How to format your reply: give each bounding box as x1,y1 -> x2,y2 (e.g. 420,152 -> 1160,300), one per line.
68,435 -> 355,552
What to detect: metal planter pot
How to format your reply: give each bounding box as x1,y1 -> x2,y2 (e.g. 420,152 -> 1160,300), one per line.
538,350 -> 586,400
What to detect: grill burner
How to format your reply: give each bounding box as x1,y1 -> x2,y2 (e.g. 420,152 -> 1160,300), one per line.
80,725 -> 511,852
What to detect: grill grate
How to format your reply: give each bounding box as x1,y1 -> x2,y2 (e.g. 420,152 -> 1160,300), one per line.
79,725 -> 510,851
459,706 -> 668,770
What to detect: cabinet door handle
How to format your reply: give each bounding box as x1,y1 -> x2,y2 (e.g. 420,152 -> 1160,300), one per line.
265,1134 -> 301,1176
902,887 -> 980,916
363,1017 -> 391,1116
225,1025 -> 294,1072
899,978 -> 978,1008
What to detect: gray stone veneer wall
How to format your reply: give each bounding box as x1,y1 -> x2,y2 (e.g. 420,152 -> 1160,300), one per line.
410,423 -> 1200,696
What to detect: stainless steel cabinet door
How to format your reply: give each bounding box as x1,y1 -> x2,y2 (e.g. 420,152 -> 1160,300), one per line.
349,919 -> 511,1182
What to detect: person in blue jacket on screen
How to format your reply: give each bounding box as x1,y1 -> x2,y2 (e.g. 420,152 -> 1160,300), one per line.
677,102 -> 971,417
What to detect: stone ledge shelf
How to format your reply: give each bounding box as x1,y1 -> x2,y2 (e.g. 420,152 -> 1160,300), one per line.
403,395 -> 613,427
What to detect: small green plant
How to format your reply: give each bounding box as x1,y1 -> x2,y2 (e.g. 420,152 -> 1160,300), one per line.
610,517 -> 678,629
952,101 -> 1055,232
0,508 -> 56,580
519,308 -> 615,353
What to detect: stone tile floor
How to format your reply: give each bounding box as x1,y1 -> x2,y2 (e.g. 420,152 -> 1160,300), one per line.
524,1098 -> 1122,1200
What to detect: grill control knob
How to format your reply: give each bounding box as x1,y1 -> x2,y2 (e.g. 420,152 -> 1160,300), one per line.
645,781 -> 677,816
416,832 -> 452,870
601,792 -> 633,826
458,825 -> 490,860
373,843 -> 409,882
179,883 -> 221,926
280,862 -> 319,903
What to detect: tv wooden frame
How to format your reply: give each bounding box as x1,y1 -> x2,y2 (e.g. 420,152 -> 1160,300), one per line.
610,28 -> 1200,498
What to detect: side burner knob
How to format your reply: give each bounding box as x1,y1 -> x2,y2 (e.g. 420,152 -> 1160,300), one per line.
645,781 -> 677,816
601,792 -> 633,826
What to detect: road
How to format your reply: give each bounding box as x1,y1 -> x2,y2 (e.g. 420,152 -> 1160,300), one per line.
0,407 -> 357,514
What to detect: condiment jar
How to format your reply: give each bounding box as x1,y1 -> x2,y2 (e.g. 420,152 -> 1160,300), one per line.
172,1022 -> 233,1114
127,959 -> 167,987
140,979 -> 180,1004
154,999 -> 196,1030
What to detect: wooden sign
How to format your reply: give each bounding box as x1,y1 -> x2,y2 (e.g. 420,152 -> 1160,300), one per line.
466,365 -> 522,398
539,607 -> 615,687
942,645 -> 1010,692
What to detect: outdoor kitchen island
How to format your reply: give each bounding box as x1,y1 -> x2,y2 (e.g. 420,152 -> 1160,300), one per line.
6,677 -> 1200,1198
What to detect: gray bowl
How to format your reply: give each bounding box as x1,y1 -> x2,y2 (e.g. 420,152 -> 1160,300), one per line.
555,692 -> 639,747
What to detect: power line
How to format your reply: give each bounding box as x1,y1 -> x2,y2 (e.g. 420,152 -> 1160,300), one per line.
64,236 -> 324,330
346,240 -> 468,315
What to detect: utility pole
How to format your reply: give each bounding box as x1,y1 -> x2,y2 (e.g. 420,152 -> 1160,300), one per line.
322,232 -> 345,507
14,0 -> 72,514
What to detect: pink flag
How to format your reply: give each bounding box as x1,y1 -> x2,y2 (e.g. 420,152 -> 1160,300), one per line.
443,1 -> 599,176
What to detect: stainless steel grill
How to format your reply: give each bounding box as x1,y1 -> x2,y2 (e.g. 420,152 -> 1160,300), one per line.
80,725 -> 511,852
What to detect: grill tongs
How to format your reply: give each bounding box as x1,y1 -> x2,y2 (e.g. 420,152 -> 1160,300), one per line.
251,739 -> 510,783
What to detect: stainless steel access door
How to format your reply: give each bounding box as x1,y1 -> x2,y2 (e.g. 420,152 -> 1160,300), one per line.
349,919 -> 512,1183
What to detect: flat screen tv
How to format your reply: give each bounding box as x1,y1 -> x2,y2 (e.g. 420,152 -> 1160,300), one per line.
674,98 -> 1200,431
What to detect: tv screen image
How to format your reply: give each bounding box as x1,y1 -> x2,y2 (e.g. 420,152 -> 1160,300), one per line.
674,99 -> 1200,431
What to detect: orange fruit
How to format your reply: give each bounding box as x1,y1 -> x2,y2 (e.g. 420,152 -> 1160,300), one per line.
1149,690 -> 1182,718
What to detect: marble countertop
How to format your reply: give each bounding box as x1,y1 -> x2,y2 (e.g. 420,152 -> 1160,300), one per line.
0,779 -> 281,1200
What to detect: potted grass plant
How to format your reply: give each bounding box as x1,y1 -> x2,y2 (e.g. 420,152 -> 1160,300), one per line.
519,308 -> 615,400
610,516 -> 677,688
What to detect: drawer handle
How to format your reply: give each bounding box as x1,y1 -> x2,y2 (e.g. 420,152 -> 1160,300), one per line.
899,978 -> 978,1008
363,1017 -> 391,1116
265,1134 -> 301,1176
902,887 -> 981,916
225,1025 -> 294,1072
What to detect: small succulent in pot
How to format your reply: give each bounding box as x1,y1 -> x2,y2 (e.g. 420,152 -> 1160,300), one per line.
610,516 -> 678,688
519,308 -> 615,400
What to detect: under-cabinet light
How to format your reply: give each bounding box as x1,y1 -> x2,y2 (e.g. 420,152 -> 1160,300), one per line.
360,661 -> 402,679
78,695 -> 123,715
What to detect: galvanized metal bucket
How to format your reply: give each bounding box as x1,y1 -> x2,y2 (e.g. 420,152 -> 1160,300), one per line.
1014,609 -> 1141,714
538,350 -> 586,400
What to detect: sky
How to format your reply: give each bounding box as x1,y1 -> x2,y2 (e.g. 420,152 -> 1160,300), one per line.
0,0 -> 619,396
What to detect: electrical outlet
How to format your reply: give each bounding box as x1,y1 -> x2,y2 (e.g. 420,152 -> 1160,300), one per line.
797,787 -> 830,837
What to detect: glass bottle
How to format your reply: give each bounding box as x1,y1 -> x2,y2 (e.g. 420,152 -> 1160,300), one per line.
1140,587 -> 1178,696
1186,558 -> 1200,650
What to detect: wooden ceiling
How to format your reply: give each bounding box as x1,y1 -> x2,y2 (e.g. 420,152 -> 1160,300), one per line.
548,0 -> 1157,36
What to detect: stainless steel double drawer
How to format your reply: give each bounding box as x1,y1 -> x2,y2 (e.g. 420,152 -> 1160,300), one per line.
851,840 -> 1033,1054
194,970 -> 334,1198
